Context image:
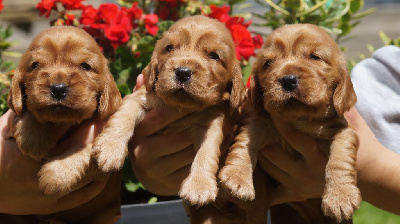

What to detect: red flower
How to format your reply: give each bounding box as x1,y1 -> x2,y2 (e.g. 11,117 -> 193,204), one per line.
207,5 -> 263,61
208,5 -> 231,23
0,0 -> 4,13
97,3 -> 119,26
79,3 -> 144,49
144,14 -> 159,36
159,0 -> 183,7
79,5 -> 98,27
36,0 -> 85,17
252,34 -> 264,49
36,0 -> 56,18
128,2 -> 143,20
61,0 -> 86,10
155,0 -> 183,20
105,7 -> 133,48
227,21 -> 254,61
246,76 -> 251,88
64,13 -> 76,25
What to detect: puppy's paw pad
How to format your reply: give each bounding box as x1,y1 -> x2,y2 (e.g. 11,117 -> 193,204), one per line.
38,161 -> 81,195
92,138 -> 127,172
322,185 -> 361,221
179,176 -> 218,206
219,165 -> 255,201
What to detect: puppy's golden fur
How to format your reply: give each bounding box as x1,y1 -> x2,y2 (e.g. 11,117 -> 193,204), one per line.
6,26 -> 122,223
92,15 -> 247,207
224,24 -> 361,222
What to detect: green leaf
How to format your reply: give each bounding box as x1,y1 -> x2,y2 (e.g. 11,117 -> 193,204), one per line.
117,84 -> 132,97
148,197 -> 158,204
0,61 -> 16,72
352,8 -> 376,19
366,44 -> 375,53
137,35 -> 156,53
157,21 -> 175,35
325,0 -> 333,8
379,31 -> 392,46
349,0 -> 363,13
241,63 -> 252,83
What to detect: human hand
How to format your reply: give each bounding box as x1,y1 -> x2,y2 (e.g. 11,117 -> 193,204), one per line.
0,110 -> 108,215
129,74 -> 195,196
258,114 -> 329,205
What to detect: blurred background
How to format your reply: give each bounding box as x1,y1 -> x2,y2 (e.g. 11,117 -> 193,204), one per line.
0,0 -> 399,62
0,1 -> 399,223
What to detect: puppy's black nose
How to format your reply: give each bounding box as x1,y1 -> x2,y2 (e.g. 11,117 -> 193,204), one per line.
175,67 -> 192,83
280,74 -> 299,92
50,83 -> 68,100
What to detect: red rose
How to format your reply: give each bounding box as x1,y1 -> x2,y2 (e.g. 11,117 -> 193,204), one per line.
144,14 -> 159,36
0,0 -> 4,12
36,0 -> 56,18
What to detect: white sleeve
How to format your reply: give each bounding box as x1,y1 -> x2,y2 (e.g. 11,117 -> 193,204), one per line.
351,45 -> 400,153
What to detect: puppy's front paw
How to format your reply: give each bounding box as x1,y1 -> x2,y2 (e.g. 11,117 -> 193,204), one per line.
322,184 -> 361,221
38,160 -> 82,195
219,165 -> 255,201
92,135 -> 128,172
17,137 -> 52,161
179,175 -> 218,206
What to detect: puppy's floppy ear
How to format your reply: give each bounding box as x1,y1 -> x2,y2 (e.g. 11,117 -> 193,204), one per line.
98,63 -> 122,120
250,74 -> 265,115
333,59 -> 357,116
7,69 -> 24,116
229,61 -> 247,112
142,52 -> 159,92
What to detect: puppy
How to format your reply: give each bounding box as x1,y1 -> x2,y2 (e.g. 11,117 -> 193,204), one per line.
92,15 -> 247,207
6,26 -> 122,223
223,24 -> 361,222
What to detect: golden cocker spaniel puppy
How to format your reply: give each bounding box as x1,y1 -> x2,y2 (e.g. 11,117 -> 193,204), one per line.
6,26 -> 122,223
225,24 -> 361,222
92,15 -> 247,207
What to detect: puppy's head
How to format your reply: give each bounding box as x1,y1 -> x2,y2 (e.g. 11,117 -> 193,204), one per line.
251,24 -> 356,120
8,26 -> 121,123
142,15 -> 246,111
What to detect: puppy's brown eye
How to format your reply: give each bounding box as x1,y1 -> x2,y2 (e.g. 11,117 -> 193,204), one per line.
31,62 -> 39,70
166,45 -> 173,52
310,54 -> 321,60
264,60 -> 273,68
80,63 -> 92,71
209,52 -> 220,60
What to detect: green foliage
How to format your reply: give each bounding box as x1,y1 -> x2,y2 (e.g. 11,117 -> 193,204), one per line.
253,0 -> 375,43
0,25 -> 19,115
379,31 -> 400,47
354,201 -> 400,224
348,32 -> 400,70
110,20 -> 175,97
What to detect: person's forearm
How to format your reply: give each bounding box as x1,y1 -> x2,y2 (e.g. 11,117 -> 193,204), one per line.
345,108 -> 400,214
356,144 -> 400,214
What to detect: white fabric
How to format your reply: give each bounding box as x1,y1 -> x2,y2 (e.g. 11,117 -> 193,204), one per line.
351,45 -> 400,153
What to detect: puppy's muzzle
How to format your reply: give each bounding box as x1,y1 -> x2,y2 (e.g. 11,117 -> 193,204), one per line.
175,67 -> 192,83
50,83 -> 68,100
279,74 -> 299,92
